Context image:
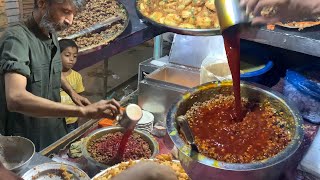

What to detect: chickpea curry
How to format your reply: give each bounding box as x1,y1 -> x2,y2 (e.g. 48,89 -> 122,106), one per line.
185,94 -> 293,163
138,0 -> 220,29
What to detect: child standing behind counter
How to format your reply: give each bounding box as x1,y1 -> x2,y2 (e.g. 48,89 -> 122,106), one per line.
59,39 -> 85,133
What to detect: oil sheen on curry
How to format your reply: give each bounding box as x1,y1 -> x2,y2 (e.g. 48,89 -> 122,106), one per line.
138,0 -> 219,29
184,94 -> 292,163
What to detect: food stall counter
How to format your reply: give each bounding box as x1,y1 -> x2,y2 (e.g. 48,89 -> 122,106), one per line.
37,89 -> 319,179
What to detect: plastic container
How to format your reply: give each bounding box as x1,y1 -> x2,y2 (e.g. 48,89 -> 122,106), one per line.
98,107 -> 126,128
200,59 -> 276,87
98,118 -> 114,128
240,57 -> 276,87
284,64 -> 320,124
239,40 -> 280,87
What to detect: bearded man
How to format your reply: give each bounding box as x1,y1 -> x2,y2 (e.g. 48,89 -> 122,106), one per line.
0,0 -> 121,151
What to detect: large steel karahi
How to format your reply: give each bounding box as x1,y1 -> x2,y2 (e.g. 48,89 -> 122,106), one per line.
167,81 -> 304,180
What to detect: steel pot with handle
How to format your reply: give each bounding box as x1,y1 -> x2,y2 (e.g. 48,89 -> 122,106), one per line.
167,81 -> 304,180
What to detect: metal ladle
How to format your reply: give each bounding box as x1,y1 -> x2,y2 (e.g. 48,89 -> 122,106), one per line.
116,104 -> 142,130
215,0 -> 253,31
111,104 -> 142,165
177,115 -> 199,153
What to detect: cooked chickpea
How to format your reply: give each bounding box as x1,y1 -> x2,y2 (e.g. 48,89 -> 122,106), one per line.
179,0 -> 192,6
181,10 -> 192,19
192,0 -> 205,6
177,4 -> 186,10
139,3 -> 146,11
159,1 -> 165,6
164,14 -> 183,26
163,8 -> 176,13
205,0 -> 216,11
179,23 -> 196,29
196,16 -> 212,28
150,11 -> 163,21
159,17 -> 165,23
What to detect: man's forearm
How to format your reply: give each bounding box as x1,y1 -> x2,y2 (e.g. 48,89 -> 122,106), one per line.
5,72 -> 85,118
293,0 -> 320,18
311,1 -> 320,17
7,90 -> 84,118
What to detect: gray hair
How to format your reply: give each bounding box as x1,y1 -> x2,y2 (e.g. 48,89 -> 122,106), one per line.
34,0 -> 86,12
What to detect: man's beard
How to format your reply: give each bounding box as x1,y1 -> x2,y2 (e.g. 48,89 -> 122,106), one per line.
39,9 -> 69,33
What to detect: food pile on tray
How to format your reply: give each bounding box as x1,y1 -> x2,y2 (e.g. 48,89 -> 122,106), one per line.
254,6 -> 320,31
137,0 -> 219,29
21,162 -> 90,180
93,154 -> 189,180
266,17 -> 320,31
59,0 -> 128,51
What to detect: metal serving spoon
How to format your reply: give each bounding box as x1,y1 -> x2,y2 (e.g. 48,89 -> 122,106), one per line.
176,115 -> 199,153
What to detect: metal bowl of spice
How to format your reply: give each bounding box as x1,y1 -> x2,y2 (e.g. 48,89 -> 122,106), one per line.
0,136 -> 35,173
82,127 -> 159,169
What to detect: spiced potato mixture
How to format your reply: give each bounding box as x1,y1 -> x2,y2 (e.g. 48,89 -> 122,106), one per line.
138,0 -> 220,29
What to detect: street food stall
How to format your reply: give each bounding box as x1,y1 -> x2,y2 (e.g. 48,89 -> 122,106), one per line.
2,0 -> 320,179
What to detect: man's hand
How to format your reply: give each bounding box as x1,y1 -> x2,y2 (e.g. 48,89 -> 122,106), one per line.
112,161 -> 178,180
70,91 -> 91,107
0,162 -> 23,180
80,99 -> 121,119
61,73 -> 90,106
240,0 -> 320,24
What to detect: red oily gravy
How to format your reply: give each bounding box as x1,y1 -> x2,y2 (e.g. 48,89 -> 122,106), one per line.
185,95 -> 292,163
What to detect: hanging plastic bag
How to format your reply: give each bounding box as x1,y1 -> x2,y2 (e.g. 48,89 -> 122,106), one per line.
169,35 -> 228,68
284,63 -> 320,124
200,56 -> 232,84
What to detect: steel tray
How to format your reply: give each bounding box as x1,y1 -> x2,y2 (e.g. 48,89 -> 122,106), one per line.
59,0 -> 130,54
135,0 -> 221,36
21,162 -> 90,180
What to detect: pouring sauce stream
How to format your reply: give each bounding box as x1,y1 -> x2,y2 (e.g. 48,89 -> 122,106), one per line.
222,26 -> 243,120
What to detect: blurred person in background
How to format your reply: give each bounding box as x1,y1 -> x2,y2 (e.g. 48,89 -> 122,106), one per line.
240,0 -> 320,24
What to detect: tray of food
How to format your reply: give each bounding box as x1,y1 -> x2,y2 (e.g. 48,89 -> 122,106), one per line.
135,0 -> 221,36
21,162 -> 90,180
92,154 -> 189,180
275,21 -> 320,31
58,0 -> 129,53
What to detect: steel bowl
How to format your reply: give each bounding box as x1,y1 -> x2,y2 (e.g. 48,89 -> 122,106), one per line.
22,162 -> 90,180
82,127 -> 159,169
135,0 -> 221,36
0,136 -> 35,173
167,81 -> 304,180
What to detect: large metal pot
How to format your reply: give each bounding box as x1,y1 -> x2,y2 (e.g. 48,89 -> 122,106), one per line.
0,136 -> 35,173
82,127 -> 159,170
167,81 -> 304,180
